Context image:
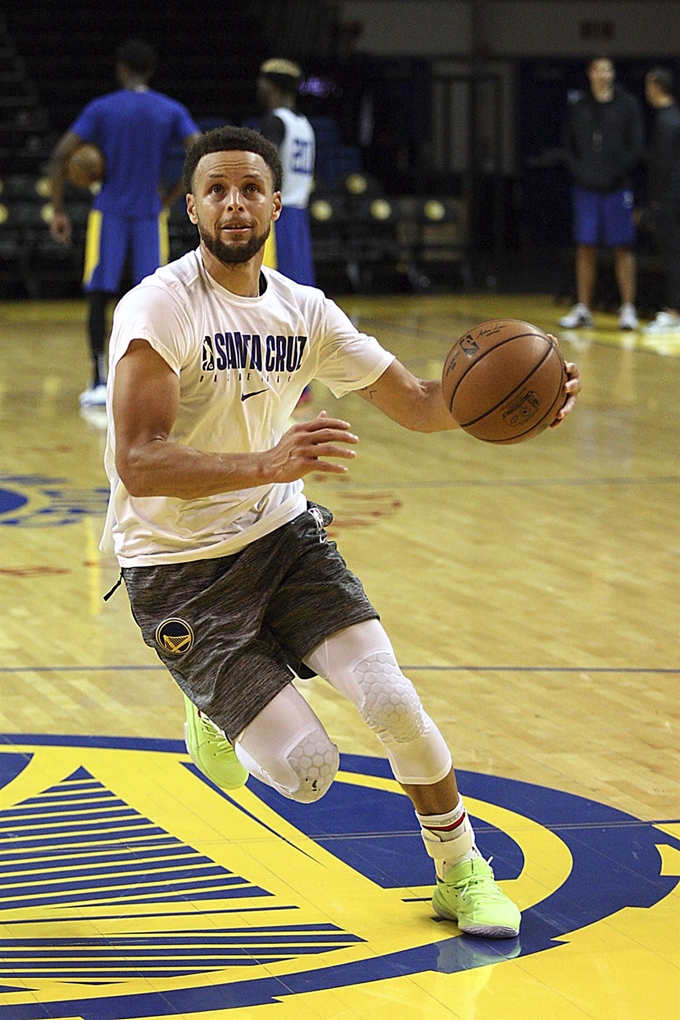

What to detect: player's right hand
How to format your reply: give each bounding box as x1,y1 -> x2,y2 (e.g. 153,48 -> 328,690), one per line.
266,410 -> 358,480
50,211 -> 72,244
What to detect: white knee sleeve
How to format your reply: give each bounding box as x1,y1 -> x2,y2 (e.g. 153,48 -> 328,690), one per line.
305,621 -> 452,786
235,685 -> 339,804
354,651 -> 427,742
382,714 -> 452,786
283,725 -> 339,803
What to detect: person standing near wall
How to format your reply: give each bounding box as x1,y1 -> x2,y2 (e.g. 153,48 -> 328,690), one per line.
641,66 -> 680,335
559,56 -> 644,331
49,40 -> 201,407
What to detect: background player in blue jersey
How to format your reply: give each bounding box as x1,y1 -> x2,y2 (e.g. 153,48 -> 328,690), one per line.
48,40 -> 201,407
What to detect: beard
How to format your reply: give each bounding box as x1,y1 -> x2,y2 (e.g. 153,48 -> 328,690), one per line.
198,220 -> 271,266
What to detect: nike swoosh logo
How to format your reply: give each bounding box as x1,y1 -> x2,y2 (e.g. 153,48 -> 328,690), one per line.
241,389 -> 268,401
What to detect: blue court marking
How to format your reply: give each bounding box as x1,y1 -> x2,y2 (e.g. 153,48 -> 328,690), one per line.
0,475 -> 109,526
0,489 -> 27,514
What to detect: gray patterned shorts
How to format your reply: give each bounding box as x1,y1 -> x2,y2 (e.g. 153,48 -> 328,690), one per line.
122,502 -> 378,740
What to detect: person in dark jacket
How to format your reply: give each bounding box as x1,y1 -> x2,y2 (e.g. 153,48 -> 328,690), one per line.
641,66 -> 680,334
559,57 -> 644,331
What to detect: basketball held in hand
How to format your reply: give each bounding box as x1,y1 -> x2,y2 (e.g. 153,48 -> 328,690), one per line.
66,144 -> 105,189
442,319 -> 567,444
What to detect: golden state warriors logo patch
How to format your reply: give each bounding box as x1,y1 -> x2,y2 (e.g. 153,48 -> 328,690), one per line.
0,737 -> 676,1020
155,617 -> 194,654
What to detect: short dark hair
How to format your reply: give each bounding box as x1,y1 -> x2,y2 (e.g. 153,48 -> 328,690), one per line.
648,66 -> 675,98
116,40 -> 157,76
182,126 -> 283,194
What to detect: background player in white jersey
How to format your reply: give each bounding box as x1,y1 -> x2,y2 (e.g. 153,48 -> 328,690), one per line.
256,59 -> 315,404
256,58 -> 316,287
104,126 -> 580,941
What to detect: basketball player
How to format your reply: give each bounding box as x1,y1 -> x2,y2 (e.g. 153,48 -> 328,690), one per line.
256,59 -> 316,404
48,40 -> 200,407
256,58 -> 316,287
103,127 -> 581,940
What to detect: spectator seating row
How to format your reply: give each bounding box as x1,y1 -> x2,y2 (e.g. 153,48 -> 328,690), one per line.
0,168 -> 471,297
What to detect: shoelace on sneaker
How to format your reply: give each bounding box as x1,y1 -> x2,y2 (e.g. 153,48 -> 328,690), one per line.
198,711 -> 232,754
457,855 -> 495,900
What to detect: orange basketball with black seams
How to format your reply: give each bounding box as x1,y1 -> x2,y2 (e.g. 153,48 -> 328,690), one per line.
66,143 -> 105,189
442,319 -> 567,444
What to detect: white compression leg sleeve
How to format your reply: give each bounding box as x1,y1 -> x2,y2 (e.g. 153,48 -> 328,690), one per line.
304,619 -> 452,785
234,683 -> 339,804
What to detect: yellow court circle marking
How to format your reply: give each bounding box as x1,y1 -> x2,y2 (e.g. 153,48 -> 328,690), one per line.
334,770 -> 573,910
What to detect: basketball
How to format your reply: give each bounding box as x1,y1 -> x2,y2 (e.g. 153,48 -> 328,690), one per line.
442,319 -> 567,444
66,144 -> 105,189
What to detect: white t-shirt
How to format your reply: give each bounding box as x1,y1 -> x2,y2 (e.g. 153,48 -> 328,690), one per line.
102,249 -> 394,566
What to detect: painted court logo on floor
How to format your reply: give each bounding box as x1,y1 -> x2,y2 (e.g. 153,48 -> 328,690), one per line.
0,735 -> 676,1018
0,476 -> 109,527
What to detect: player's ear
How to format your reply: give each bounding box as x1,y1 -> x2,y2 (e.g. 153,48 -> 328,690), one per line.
186,193 -> 197,224
271,192 -> 282,221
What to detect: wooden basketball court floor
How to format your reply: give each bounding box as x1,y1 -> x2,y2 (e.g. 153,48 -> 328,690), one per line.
0,291 -> 677,1020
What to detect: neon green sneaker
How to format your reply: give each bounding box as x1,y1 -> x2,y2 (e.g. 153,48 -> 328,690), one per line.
432,856 -> 521,939
183,694 -> 247,791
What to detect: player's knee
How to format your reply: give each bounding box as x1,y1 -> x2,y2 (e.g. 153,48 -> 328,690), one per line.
285,728 -> 339,803
353,651 -> 426,743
